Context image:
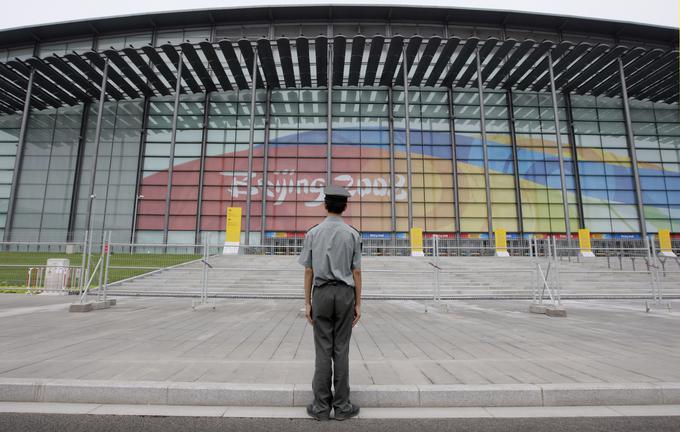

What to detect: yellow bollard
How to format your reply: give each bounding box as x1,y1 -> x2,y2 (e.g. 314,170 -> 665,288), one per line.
494,229 -> 509,257
658,229 -> 676,257
578,228 -> 594,258
410,227 -> 424,257
223,207 -> 242,254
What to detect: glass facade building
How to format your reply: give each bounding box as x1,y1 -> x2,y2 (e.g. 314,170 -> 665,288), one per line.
0,6 -> 677,244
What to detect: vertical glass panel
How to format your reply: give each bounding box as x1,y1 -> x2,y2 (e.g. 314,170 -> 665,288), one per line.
10,105 -> 83,242
0,113 -> 21,238
73,100 -> 143,242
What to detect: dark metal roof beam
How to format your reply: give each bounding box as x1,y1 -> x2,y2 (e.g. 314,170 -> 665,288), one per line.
160,44 -> 202,93
616,51 -> 677,97
141,46 -> 180,91
664,93 -> 679,104
637,71 -> 679,100
643,78 -> 678,102
627,53 -> 678,95
379,35 -> 404,87
441,37 -> 479,87
480,39 -> 516,82
65,53 -> 124,100
562,45 -> 627,93
0,96 -> 22,113
124,47 -> 172,95
486,39 -> 533,88
44,54 -> 101,99
103,50 -> 155,97
576,47 -> 645,95
657,84 -> 679,103
256,39 -> 280,88
8,60 -> 79,106
276,38 -> 296,88
295,37 -> 312,87
295,37 -> 311,88
332,35 -> 346,86
0,99 -> 18,114
503,40 -> 552,89
395,36 -> 421,87
347,35 -> 365,86
589,48 -> 662,96
198,42 -> 231,91
219,40 -> 249,90
25,57 -> 91,102
238,39 -> 265,89
0,63 -> 68,108
363,36 -> 384,86
0,77 -> 36,110
181,43 -> 217,92
456,37 -> 497,88
410,36 -> 441,86
646,77 -> 679,102
553,44 -> 608,89
515,41 -> 571,91
425,37 -> 460,87
531,42 -> 591,91
314,36 -> 328,87
84,51 -> 139,99
0,100 -> 18,114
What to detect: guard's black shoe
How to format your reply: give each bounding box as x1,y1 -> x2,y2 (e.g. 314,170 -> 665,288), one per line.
334,404 -> 360,421
306,404 -> 330,421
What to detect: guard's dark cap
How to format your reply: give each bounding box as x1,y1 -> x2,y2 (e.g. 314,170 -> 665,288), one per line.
324,185 -> 351,201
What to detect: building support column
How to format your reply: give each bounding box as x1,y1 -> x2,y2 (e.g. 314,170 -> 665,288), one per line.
131,98 -> 150,244
326,41 -> 333,185
402,45 -> 413,230
447,88 -> 461,234
4,67 -> 35,241
618,57 -> 649,247
244,46 -> 258,245
85,58 -> 110,242
163,53 -> 183,245
547,52 -> 572,247
260,87 -> 272,241
66,102 -> 90,242
195,92 -> 211,244
564,93 -> 585,229
475,48 -> 493,238
506,90 -> 524,236
388,87 -> 397,234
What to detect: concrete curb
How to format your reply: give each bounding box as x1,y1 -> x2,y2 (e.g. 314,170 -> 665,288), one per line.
1,379 -> 679,408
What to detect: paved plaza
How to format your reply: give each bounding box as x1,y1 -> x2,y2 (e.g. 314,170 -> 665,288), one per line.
0,294 -> 679,386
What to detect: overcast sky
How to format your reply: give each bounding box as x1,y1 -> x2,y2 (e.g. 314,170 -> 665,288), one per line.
1,0 -> 677,31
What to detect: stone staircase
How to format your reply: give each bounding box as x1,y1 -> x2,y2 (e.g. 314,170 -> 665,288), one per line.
105,254 -> 680,299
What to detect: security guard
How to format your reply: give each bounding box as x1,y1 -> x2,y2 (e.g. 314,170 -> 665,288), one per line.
298,185 -> 362,421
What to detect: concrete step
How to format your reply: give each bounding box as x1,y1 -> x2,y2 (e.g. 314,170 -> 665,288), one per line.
2,379 -> 679,408
107,255 -> 680,299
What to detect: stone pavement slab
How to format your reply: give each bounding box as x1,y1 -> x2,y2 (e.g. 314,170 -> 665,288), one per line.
4,295 -> 679,385
0,295 -> 679,407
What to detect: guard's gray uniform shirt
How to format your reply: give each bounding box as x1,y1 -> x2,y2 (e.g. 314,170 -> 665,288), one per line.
298,216 -> 362,288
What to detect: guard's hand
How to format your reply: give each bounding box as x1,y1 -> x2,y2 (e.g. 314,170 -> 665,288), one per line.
352,304 -> 361,327
305,303 -> 314,325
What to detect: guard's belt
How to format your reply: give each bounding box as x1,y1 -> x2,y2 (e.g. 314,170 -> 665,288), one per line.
315,280 -> 349,289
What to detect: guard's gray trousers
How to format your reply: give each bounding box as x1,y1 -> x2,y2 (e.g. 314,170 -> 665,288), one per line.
311,282 -> 355,416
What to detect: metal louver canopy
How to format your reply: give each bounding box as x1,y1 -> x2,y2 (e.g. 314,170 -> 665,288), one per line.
0,36 -> 677,115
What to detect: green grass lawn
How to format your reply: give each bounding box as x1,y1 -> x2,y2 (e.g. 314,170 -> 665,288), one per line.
0,252 -> 201,290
